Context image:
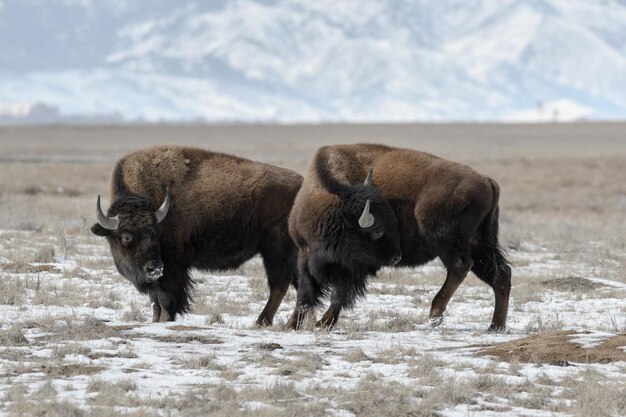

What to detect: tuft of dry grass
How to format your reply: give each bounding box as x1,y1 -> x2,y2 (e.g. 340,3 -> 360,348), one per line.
6,382 -> 85,417
358,309 -> 425,332
0,325 -> 29,346
121,302 -> 147,322
193,294 -> 252,318
51,343 -> 91,360
176,354 -> 226,372
0,276 -> 26,305
273,351 -> 327,379
524,313 -> 564,333
344,348 -> 372,363
569,368 -> 626,417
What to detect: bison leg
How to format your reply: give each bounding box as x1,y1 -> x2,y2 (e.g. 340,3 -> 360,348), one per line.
285,254 -> 321,330
471,242 -> 512,331
148,290 -> 174,322
157,291 -> 175,322
488,263 -> 511,331
285,289 -> 318,330
147,289 -> 179,322
257,237 -> 298,326
152,267 -> 193,322
429,249 -> 472,326
316,265 -> 365,330
149,292 -> 161,323
256,287 -> 288,326
316,288 -> 342,330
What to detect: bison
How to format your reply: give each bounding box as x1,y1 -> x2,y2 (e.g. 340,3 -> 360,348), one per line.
91,145 -> 302,325
287,144 -> 511,331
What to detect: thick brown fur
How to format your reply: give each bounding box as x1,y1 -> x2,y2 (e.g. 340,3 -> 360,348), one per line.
92,145 -> 302,325
288,143 -> 511,331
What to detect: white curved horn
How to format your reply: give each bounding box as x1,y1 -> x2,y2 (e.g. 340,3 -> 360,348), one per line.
154,186 -> 170,224
358,199 -> 375,228
363,167 -> 373,186
96,195 -> 119,230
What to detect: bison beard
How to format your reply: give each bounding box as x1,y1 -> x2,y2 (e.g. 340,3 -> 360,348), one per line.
287,144 -> 511,331
91,145 -> 302,325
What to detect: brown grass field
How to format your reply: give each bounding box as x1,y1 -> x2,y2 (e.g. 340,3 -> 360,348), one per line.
0,123 -> 625,416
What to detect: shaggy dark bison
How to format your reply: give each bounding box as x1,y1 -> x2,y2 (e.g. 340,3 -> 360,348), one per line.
287,144 -> 511,331
91,145 -> 302,325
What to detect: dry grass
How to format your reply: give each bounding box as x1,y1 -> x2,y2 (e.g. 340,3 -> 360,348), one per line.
273,351 -> 327,379
0,325 -> 29,346
569,368 -> 626,417
6,383 -> 85,417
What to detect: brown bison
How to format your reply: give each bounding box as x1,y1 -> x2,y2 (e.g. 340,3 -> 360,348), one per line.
287,144 -> 511,331
91,145 -> 302,325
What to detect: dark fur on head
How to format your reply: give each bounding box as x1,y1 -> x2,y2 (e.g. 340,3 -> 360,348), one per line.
91,191 -> 167,294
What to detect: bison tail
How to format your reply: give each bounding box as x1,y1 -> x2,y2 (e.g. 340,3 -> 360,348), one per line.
471,179 -> 511,288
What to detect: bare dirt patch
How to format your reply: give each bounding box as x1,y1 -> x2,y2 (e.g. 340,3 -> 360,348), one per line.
0,263 -> 58,273
151,334 -> 223,344
541,277 -> 604,292
41,363 -> 104,377
481,331 -> 626,364
256,342 -> 283,350
167,325 -> 207,331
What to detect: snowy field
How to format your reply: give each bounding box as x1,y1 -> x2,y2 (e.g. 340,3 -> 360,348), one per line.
0,124 -> 625,416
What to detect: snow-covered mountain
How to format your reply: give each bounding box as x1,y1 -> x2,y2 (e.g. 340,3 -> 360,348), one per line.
1,0 -> 625,123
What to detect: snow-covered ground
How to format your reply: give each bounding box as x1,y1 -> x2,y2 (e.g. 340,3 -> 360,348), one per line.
1,229 -> 625,416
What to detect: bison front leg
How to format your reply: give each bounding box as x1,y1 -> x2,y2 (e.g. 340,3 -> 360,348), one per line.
285,293 -> 315,330
148,290 -> 174,322
316,267 -> 363,330
149,292 -> 161,323
316,285 -> 350,330
316,290 -> 342,330
285,254 -> 321,330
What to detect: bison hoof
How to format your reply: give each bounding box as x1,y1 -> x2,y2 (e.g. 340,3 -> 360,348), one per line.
428,315 -> 444,328
487,324 -> 506,333
284,319 -> 299,331
255,318 -> 272,327
314,320 -> 335,331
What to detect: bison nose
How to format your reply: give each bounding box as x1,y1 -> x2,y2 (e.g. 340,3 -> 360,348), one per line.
143,261 -> 164,280
391,254 -> 402,265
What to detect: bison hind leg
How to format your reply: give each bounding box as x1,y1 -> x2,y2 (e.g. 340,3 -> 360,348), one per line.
257,227 -> 299,326
256,257 -> 296,326
471,242 -> 511,331
429,244 -> 473,326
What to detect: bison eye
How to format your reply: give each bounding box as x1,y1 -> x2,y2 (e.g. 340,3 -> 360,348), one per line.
372,230 -> 385,240
120,232 -> 134,246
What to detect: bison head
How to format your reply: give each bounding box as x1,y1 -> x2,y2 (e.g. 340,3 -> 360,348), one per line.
319,167 -> 402,271
91,188 -> 170,292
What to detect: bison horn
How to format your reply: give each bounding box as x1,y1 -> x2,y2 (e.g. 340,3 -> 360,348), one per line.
96,195 -> 119,230
363,167 -> 373,186
154,186 -> 170,224
358,199 -> 375,228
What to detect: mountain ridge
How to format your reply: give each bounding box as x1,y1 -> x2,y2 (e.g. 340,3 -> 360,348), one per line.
1,0 -> 625,122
